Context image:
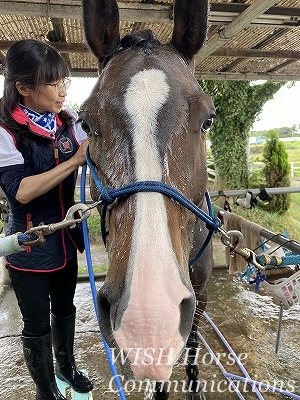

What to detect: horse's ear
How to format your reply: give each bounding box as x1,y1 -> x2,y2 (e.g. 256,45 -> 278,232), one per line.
170,0 -> 210,63
82,0 -> 121,71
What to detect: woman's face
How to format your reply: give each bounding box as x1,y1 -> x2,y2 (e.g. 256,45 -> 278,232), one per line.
18,78 -> 70,114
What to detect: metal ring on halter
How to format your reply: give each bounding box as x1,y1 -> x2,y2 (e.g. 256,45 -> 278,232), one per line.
220,229 -> 244,249
219,228 -> 265,271
25,203 -> 91,236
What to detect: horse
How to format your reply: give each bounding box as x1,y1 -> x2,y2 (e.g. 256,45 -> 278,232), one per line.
79,0 -> 218,398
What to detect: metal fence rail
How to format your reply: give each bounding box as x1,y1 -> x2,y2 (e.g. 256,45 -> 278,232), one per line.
209,186 -> 300,198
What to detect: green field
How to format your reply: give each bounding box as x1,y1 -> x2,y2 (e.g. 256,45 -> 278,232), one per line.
250,139 -> 300,163
235,140 -> 300,240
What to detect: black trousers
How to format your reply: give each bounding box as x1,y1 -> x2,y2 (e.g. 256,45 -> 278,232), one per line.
9,255 -> 78,336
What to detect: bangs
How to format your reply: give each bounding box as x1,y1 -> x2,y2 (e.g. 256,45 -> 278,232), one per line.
36,47 -> 70,83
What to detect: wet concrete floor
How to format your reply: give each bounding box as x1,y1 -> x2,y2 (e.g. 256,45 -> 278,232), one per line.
1,245 -> 300,400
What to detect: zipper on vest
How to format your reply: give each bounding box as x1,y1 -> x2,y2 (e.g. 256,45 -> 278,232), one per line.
26,213 -> 32,252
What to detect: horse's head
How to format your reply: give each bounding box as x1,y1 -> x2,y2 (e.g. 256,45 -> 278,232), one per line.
80,0 -> 215,381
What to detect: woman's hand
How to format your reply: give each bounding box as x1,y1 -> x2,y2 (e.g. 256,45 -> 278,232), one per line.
72,140 -> 89,167
16,140 -> 90,204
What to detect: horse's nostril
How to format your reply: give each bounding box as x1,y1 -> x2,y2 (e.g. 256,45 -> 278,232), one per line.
179,294 -> 196,339
97,291 -> 110,311
97,291 -> 112,341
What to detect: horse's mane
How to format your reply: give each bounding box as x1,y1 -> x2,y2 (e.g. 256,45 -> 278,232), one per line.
120,29 -> 161,53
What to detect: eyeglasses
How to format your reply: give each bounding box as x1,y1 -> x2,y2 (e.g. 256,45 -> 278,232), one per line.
41,78 -> 71,93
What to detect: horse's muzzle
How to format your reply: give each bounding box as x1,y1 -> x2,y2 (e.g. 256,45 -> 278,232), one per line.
98,276 -> 195,381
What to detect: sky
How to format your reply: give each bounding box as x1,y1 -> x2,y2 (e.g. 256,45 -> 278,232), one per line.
250,81 -> 300,131
0,76 -> 299,132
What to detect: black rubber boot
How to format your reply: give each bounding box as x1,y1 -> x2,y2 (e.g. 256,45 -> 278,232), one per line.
22,333 -> 66,400
51,311 -> 93,393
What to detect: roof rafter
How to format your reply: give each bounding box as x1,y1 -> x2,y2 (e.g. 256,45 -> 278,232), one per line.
1,1 -> 300,26
0,1 -> 172,21
195,0 -> 280,65
1,1 -> 300,80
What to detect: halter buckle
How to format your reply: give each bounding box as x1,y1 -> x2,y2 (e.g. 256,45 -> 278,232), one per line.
25,204 -> 91,236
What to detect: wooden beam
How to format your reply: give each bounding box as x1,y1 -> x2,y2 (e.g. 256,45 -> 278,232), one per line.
0,1 -> 172,22
0,40 -> 89,53
194,71 -> 300,81
2,40 -> 299,62
213,48 -> 300,60
0,66 -> 298,81
1,1 -> 300,81
1,1 -> 299,25
47,18 -> 71,68
210,2 -> 300,20
0,2 -> 80,19
195,0 -> 280,65
0,65 -> 98,77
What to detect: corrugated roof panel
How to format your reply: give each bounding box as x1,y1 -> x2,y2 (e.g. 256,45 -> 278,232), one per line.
230,57 -> 287,73
63,18 -> 84,43
224,26 -> 281,49
196,56 -> 238,72
0,15 -> 52,41
0,1 -> 300,80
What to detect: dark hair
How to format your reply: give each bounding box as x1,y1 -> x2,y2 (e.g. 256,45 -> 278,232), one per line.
0,39 -> 70,131
120,29 -> 160,52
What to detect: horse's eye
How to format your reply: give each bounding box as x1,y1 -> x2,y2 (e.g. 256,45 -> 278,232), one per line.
201,117 -> 214,134
78,118 -> 91,135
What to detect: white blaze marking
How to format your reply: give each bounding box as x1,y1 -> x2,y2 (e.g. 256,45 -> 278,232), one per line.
124,68 -> 171,265
125,68 -> 169,181
124,68 -> 172,267
115,69 -> 191,379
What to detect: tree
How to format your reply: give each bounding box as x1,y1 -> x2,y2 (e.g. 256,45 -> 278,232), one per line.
262,130 -> 291,214
199,80 -> 285,190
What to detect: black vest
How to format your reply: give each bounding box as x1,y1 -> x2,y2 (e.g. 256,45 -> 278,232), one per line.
4,112 -> 84,272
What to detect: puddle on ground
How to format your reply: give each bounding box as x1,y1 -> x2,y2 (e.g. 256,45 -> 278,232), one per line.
0,269 -> 299,399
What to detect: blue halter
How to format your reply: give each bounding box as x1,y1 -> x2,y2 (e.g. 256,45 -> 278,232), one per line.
85,146 -> 221,267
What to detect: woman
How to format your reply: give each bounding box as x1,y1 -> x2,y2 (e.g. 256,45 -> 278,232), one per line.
0,39 -> 93,399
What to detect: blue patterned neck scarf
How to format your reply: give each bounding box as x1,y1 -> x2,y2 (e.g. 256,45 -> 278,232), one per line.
20,104 -> 56,132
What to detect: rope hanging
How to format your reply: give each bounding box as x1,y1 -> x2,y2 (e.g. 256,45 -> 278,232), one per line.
256,253 -> 300,269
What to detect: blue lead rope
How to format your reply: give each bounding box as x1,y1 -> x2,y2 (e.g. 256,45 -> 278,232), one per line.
17,233 -> 32,244
86,146 -> 221,266
82,145 -> 220,397
80,163 -> 126,400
